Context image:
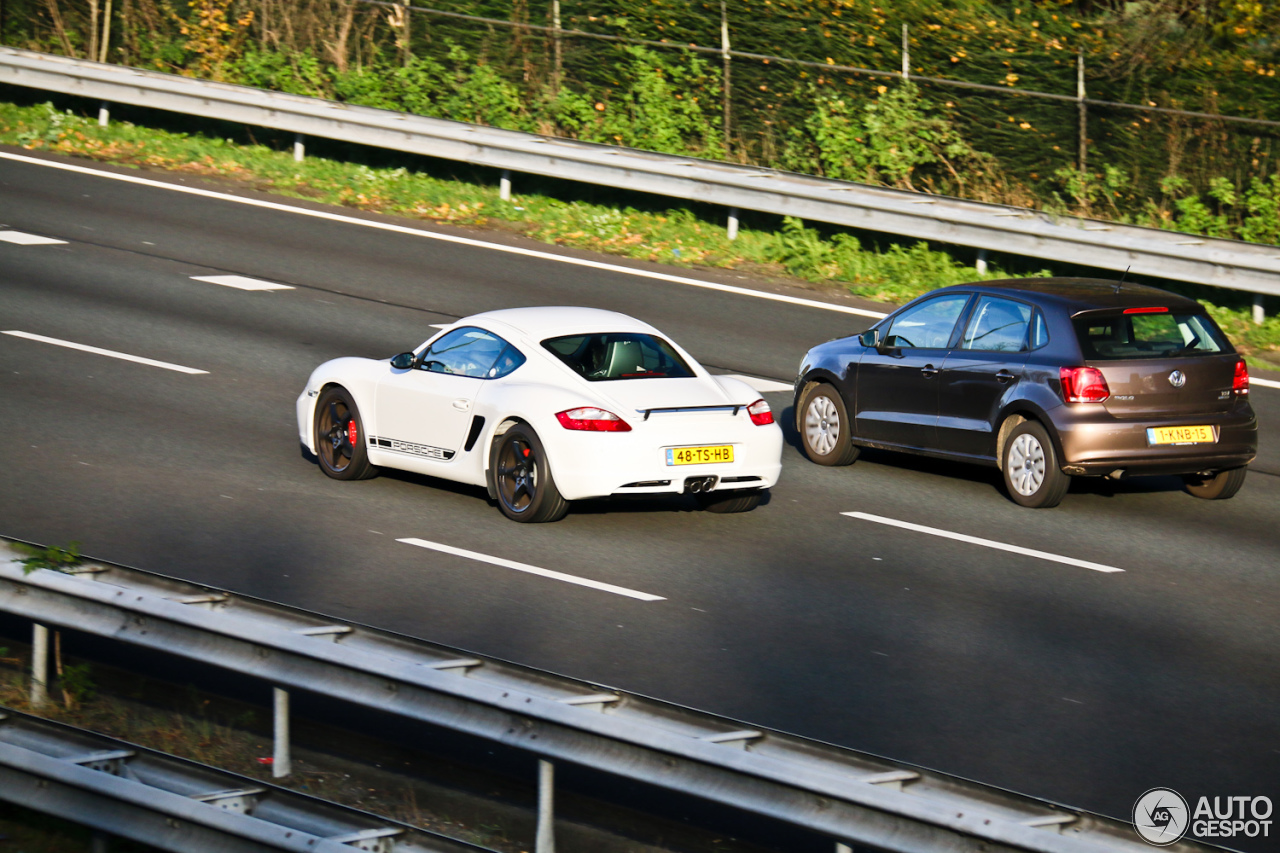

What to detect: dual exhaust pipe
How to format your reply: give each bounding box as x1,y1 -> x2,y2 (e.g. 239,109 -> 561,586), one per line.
683,476 -> 718,494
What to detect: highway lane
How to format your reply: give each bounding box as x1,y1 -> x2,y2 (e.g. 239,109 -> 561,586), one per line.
3,150 -> 1279,849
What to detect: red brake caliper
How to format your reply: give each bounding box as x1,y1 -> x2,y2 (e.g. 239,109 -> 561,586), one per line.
347,419 -> 358,446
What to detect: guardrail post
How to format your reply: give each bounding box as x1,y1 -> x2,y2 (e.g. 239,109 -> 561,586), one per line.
835,844 -> 852,853
500,170 -> 512,202
272,687 -> 291,778
30,623 -> 49,707
1253,294 -> 1265,324
98,101 -> 110,127
536,759 -> 555,853
976,248 -> 988,275
293,134 -> 305,163
727,207 -> 740,241
91,831 -> 110,852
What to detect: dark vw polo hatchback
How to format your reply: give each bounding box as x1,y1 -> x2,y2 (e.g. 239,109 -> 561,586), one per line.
794,278 -> 1258,507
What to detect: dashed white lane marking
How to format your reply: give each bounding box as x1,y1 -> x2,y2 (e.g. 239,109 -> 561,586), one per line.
719,374 -> 793,393
0,151 -> 885,319
0,230 -> 67,245
1253,376 -> 1280,390
2,331 -> 209,374
397,538 -> 666,601
842,511 -> 1124,574
191,274 -> 294,291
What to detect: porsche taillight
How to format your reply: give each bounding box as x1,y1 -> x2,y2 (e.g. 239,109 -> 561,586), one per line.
1059,366 -> 1110,403
747,398 -> 774,426
1233,359 -> 1250,395
555,407 -> 633,432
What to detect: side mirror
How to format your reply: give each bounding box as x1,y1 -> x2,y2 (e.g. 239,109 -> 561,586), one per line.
390,352 -> 415,370
858,329 -> 881,349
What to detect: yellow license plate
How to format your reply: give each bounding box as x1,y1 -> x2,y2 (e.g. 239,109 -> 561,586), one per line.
666,445 -> 734,465
1146,425 -> 1216,445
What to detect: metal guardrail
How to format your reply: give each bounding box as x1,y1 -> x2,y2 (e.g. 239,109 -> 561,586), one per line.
1,46 -> 1278,301
0,541 -> 1216,853
0,708 -> 489,853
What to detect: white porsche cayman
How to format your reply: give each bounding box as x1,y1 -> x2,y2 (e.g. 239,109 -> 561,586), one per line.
296,307 -> 783,522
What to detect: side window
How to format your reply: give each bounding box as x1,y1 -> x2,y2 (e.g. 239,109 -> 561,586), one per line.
961,296 -> 1033,353
884,294 -> 970,349
419,327 -> 522,379
1029,311 -> 1050,350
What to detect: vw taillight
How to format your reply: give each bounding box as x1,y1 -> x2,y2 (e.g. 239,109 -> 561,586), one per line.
747,399 -> 774,426
1233,359 -> 1250,395
555,407 -> 632,432
1060,366 -> 1110,403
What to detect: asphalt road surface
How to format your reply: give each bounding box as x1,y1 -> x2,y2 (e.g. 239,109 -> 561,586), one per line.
3,148 -> 1278,851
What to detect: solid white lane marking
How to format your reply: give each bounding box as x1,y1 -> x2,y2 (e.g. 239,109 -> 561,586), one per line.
0,151 -> 885,319
0,230 -> 67,245
397,538 -> 665,601
191,274 -> 294,291
1253,376 -> 1280,390
2,331 -> 209,374
719,374 -> 793,393
842,511 -> 1124,574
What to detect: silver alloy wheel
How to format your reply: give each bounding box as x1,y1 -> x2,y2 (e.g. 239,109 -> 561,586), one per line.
1007,433 -> 1046,496
804,395 -> 841,456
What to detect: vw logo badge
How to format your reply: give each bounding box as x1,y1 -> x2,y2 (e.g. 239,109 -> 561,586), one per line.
1168,370 -> 1186,388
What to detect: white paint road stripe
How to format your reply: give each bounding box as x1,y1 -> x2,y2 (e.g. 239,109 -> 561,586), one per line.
191,274 -> 294,291
397,538 -> 666,601
842,511 -> 1124,574
0,151 -> 885,319
1253,376 -> 1280,390
0,230 -> 67,245
2,331 -> 209,374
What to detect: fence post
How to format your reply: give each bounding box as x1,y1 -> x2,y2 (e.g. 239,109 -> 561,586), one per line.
975,248 -> 988,275
272,687 -> 291,778
901,23 -> 909,80
1254,294 -> 1265,324
536,759 -> 555,853
98,101 -> 109,127
721,0 -> 732,153
30,623 -> 49,707
727,207 -> 740,241
552,0 -> 562,94
500,170 -> 512,201
293,134 -> 305,162
1077,51 -> 1087,174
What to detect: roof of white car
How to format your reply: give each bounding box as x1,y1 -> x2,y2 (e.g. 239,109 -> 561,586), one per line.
467,306 -> 657,339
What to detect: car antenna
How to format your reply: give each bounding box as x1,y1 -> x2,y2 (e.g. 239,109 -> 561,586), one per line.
1114,266 -> 1130,294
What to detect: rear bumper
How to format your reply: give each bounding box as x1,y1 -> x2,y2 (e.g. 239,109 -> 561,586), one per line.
1050,402 -> 1257,476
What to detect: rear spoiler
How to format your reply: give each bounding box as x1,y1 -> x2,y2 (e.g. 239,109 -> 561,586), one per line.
640,404 -> 750,421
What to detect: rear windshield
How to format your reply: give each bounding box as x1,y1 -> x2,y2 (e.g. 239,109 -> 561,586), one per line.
543,333 -> 695,381
1073,311 -> 1231,360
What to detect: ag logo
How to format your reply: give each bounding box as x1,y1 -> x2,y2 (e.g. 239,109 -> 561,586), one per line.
1134,788 -> 1190,845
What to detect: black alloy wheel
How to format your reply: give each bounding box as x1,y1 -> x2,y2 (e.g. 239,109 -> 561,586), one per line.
315,387 -> 375,480
696,489 -> 764,513
491,424 -> 570,523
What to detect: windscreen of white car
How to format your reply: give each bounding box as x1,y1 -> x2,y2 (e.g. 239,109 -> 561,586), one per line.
542,333 -> 696,381
419,327 -> 526,378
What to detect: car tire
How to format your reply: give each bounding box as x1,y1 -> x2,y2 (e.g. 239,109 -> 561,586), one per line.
1002,420 -> 1069,508
696,489 -> 763,514
314,387 -> 376,481
491,423 -> 570,523
798,384 -> 860,466
1182,467 -> 1247,500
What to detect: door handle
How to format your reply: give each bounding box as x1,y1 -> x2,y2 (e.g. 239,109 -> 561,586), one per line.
921,365 -> 939,378
995,369 -> 1015,384
452,399 -> 470,411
